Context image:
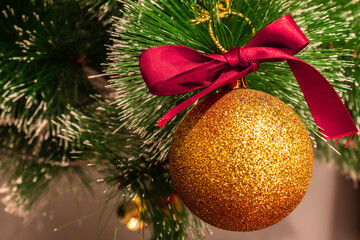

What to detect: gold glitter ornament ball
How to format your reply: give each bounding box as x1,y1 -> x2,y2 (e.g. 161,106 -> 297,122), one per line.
169,89 -> 313,232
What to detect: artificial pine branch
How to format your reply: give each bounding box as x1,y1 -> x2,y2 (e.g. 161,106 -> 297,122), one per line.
109,0 -> 352,162
0,0 -> 119,214
312,0 -> 360,178
53,98 -> 209,238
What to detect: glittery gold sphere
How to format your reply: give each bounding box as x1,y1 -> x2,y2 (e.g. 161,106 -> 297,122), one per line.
169,89 -> 313,231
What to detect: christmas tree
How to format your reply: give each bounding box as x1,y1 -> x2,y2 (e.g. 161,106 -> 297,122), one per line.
0,0 -> 359,239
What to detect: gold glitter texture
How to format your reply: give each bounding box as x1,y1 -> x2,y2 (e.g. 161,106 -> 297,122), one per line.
169,89 -> 313,231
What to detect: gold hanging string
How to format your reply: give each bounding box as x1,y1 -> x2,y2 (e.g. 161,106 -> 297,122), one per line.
207,21 -> 227,53
190,0 -> 255,53
189,1 -> 255,89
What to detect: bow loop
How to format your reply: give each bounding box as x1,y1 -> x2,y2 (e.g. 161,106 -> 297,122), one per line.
139,14 -> 358,140
245,14 -> 309,55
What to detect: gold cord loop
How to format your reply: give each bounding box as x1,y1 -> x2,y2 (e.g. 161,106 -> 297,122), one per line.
190,1 -> 253,89
190,1 -> 255,53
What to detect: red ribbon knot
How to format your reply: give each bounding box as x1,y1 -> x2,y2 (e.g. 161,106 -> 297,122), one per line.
223,47 -> 256,69
139,14 -> 358,141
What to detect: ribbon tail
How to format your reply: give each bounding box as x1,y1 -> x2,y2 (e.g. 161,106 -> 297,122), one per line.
287,59 -> 358,139
157,83 -> 219,128
157,69 -> 251,127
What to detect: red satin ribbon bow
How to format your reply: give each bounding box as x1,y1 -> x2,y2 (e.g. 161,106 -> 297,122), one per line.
139,14 -> 358,140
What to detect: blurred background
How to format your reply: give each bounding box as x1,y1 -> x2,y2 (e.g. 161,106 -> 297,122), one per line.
1,161 -> 360,240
